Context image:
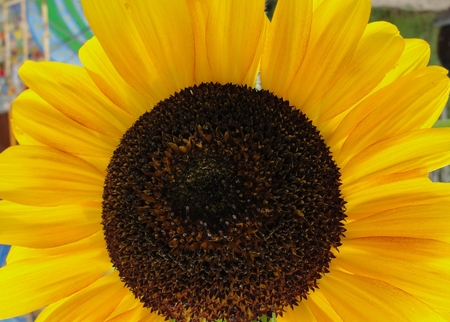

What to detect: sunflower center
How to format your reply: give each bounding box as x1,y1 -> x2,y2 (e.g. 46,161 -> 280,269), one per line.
102,83 -> 346,322
169,154 -> 238,225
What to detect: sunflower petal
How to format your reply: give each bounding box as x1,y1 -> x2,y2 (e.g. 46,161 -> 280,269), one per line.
138,314 -> 167,322
79,155 -> 110,175
341,128 -> 450,184
0,200 -> 101,248
10,117 -> 44,147
319,38 -> 432,146
79,37 -> 156,118
276,300 -> 316,322
12,90 -> 118,158
320,269 -> 446,321
105,291 -> 148,321
106,306 -> 150,322
308,291 -> 343,322
377,38 -> 431,89
337,237 -> 450,315
0,146 -> 103,206
337,71 -> 450,165
346,204 -> 450,243
260,0 -> 313,96
329,66 -> 447,150
35,271 -> 127,322
19,61 -> 134,138
316,21 -> 404,123
206,0 -> 267,85
285,0 -> 371,120
277,289 -> 343,321
0,235 -> 111,319
344,170 -> 450,220
5,231 -> 108,264
128,0 -> 195,91
80,0 -> 172,101
185,0 -> 213,83
313,0 -> 326,10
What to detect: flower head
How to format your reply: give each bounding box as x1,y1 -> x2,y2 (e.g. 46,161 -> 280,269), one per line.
1,0 -> 450,321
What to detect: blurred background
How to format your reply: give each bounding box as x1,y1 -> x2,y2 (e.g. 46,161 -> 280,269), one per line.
0,0 -> 450,321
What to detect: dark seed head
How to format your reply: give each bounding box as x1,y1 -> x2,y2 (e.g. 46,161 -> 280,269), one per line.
102,82 -> 346,321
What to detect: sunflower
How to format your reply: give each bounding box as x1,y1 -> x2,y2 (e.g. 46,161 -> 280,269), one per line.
1,0 -> 450,321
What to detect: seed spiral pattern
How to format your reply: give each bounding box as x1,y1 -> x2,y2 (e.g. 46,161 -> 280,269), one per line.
102,83 -> 346,321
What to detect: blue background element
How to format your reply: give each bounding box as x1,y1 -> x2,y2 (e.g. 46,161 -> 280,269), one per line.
0,244 -> 10,267
26,0 -> 93,64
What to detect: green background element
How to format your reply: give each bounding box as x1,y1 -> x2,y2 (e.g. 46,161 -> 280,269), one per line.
369,7 -> 441,66
34,0 -> 93,53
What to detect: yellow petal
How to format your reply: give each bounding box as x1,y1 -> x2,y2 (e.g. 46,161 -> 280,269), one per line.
106,291 -> 151,321
261,0 -> 313,96
105,291 -> 145,320
10,117 -> 45,146
308,290 -> 343,322
337,237 -> 450,315
80,156 -> 111,177
316,38 -> 431,147
128,0 -> 195,90
13,90 -> 118,158
337,71 -> 450,165
343,170 -> 450,221
185,0 -> 213,84
313,0 -> 326,10
19,61 -> 134,138
346,204 -> 450,243
81,0 -> 172,101
320,269 -> 446,321
277,300 -> 316,322
6,129 -> 113,178
285,0 -> 370,120
79,155 -> 110,175
329,66 -> 447,150
138,313 -> 167,322
5,231 -> 108,264
107,306 -> 150,322
377,38 -> 430,89
316,22 -> 404,124
277,287 -> 343,322
0,234 -> 111,319
206,0 -> 267,85
0,146 -> 104,206
341,128 -> 450,185
0,200 -> 101,248
35,271 -> 127,322
79,37 -> 156,118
